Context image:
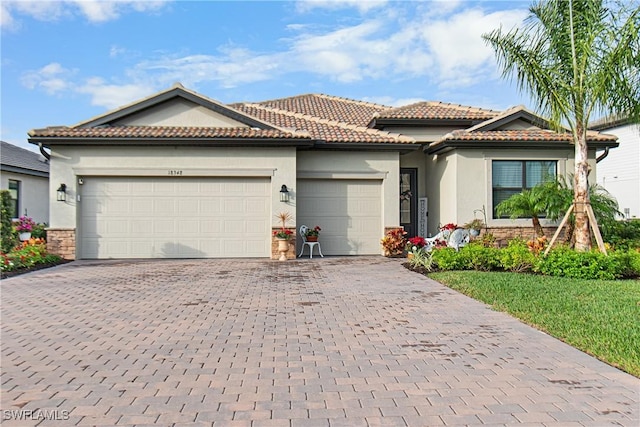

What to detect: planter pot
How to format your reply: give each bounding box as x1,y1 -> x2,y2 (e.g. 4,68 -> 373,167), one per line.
276,238 -> 290,261
306,236 -> 318,242
407,252 -> 414,260
19,232 -> 31,241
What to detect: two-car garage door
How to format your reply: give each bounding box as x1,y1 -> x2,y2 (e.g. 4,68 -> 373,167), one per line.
80,177 -> 270,259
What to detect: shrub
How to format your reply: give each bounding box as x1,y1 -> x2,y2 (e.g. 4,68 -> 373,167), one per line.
0,190 -> 18,253
607,250 -> 640,279
535,246 -> 621,280
31,222 -> 48,239
432,247 -> 464,271
381,228 -> 407,256
458,243 -> 500,271
600,219 -> 640,251
500,238 -> 537,272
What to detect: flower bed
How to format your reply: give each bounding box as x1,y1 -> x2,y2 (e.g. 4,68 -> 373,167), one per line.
1,238 -> 65,279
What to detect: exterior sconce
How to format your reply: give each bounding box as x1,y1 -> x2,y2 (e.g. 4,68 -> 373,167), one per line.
280,185 -> 290,203
57,184 -> 67,202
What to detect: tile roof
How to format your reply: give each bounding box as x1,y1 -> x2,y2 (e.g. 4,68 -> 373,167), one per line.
1,140 -> 49,174
438,129 -> 618,142
237,94 -> 391,127
233,103 -> 414,144
28,126 -> 307,140
376,101 -> 499,121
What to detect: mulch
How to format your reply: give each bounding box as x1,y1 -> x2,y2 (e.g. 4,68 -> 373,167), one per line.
1,260 -> 73,280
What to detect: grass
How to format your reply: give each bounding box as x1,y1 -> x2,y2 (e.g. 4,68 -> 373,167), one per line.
429,271 -> 640,377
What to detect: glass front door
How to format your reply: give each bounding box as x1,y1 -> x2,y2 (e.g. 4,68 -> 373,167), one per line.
400,168 -> 417,237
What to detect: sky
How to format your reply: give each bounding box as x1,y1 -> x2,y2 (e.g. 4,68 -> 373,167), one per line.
1,0 -> 536,152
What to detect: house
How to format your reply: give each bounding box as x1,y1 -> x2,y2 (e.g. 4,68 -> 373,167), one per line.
27,84 -> 617,259
0,140 -> 50,223
590,117 -> 640,219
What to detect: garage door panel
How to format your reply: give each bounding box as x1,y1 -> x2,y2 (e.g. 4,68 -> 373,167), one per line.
81,177 -> 271,258
298,179 -> 382,255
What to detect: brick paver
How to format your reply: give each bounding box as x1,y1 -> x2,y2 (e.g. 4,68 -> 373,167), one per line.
1,257 -> 638,426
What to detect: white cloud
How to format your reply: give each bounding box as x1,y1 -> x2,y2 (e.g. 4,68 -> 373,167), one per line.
296,0 -> 388,14
18,3 -> 528,109
423,8 -> 527,87
1,0 -> 170,29
76,77 -> 155,109
21,63 -> 75,94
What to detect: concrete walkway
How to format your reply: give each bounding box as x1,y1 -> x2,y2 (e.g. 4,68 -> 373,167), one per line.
1,257 -> 638,426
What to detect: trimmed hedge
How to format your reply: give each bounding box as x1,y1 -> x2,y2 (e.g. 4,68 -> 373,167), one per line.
428,241 -> 640,280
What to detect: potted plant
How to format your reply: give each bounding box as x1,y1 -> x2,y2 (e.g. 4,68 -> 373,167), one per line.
274,212 -> 294,261
14,216 -> 36,241
463,218 -> 484,236
305,225 -> 321,242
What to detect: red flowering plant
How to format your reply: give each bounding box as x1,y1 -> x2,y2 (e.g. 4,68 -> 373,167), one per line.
305,226 -> 322,238
405,236 -> 425,252
14,216 -> 36,233
440,223 -> 458,232
273,229 -> 293,239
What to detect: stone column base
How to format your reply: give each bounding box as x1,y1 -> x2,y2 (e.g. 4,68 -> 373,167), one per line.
46,228 -> 76,260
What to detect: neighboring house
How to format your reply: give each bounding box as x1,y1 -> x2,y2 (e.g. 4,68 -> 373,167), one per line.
590,117 -> 640,219
0,140 -> 50,223
27,84 -> 617,259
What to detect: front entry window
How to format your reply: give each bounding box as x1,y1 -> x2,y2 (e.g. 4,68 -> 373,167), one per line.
400,169 -> 417,236
492,160 -> 557,218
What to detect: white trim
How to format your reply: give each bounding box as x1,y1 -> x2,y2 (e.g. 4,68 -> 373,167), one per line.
73,168 -> 276,177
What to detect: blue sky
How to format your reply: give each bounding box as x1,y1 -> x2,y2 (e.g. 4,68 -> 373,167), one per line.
1,0 -> 534,152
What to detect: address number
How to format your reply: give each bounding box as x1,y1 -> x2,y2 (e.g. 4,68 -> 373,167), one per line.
168,170 -> 183,176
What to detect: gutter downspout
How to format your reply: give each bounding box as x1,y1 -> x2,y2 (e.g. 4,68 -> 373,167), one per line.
38,143 -> 51,161
596,147 -> 609,163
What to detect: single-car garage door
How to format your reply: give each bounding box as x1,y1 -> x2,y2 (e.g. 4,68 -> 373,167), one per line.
297,179 -> 382,255
80,177 -> 271,259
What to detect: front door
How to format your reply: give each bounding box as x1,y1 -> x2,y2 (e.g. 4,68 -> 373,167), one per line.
400,168 -> 417,237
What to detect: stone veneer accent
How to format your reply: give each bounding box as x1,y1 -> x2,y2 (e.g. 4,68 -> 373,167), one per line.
483,226 -> 565,247
46,228 -> 76,260
271,228 -> 297,260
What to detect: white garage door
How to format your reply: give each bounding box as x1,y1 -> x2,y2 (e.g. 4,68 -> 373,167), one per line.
80,177 -> 271,259
297,179 -> 382,255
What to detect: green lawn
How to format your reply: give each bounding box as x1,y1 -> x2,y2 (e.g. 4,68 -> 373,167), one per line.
429,271 -> 640,377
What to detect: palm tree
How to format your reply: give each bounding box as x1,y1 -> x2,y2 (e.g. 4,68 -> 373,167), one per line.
483,0 -> 640,251
495,186 -> 549,237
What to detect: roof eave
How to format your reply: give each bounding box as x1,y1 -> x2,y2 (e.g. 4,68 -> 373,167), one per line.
312,141 -> 421,153
425,139 -> 619,154
0,164 -> 49,177
28,136 -> 315,148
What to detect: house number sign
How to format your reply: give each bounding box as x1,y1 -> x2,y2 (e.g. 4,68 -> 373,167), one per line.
168,170 -> 183,176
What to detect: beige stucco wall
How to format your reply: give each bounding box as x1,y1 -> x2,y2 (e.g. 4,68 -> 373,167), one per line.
425,148 -> 599,231
297,150 -> 400,231
0,171 -> 49,223
112,98 -> 248,128
48,145 -> 297,232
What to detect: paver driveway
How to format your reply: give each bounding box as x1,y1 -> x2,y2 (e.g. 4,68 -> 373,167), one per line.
1,257 -> 638,427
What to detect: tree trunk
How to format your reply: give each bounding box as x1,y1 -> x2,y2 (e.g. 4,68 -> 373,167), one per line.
573,128 -> 591,252
531,216 -> 545,238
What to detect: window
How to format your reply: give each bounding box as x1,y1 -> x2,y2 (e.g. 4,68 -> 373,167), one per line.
8,180 -> 19,218
492,160 -> 556,218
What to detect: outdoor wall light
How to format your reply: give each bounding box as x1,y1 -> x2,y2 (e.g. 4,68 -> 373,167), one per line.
280,185 -> 290,203
57,183 -> 67,202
